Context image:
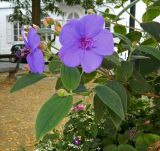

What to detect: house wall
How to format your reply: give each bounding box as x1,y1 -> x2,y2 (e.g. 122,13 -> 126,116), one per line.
0,2 -> 14,54
0,1 -> 159,56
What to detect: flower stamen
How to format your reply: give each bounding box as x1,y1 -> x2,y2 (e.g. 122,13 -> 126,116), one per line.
80,37 -> 94,50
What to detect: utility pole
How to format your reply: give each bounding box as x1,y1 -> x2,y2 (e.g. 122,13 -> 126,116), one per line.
129,0 -> 136,32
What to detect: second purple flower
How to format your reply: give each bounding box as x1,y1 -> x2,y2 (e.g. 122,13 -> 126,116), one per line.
21,27 -> 45,74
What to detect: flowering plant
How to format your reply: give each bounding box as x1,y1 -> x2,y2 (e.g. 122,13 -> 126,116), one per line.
11,2 -> 160,149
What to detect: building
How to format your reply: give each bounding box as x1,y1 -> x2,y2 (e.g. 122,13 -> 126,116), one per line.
0,1 -> 152,60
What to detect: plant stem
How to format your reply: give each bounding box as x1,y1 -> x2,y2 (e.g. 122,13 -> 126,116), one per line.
125,9 -> 141,24
106,20 -> 143,31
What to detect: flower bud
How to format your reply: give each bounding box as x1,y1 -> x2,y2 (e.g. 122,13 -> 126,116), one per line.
57,89 -> 68,97
87,9 -> 95,14
55,22 -> 62,33
73,104 -> 85,111
46,17 -> 54,25
43,17 -> 55,27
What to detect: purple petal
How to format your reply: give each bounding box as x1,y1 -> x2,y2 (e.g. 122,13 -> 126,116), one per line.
27,48 -> 45,74
81,51 -> 103,73
21,28 -> 29,48
59,44 -> 82,67
92,29 -> 114,56
80,15 -> 104,37
28,28 -> 40,51
59,20 -> 81,45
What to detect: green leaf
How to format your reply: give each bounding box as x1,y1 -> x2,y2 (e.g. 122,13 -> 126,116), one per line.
95,85 -> 125,120
55,77 -> 63,90
141,38 -> 155,46
116,62 -> 133,83
114,0 -> 140,21
48,58 -> 61,73
81,71 -> 96,84
135,134 -> 160,151
142,0 -> 160,22
107,108 -> 122,129
126,31 -> 142,43
129,72 -> 152,94
106,80 -> 127,128
93,95 -> 107,122
106,80 -> 127,112
114,24 -> 126,35
130,55 -> 150,60
11,73 -> 46,92
117,31 -> 142,53
61,64 -> 81,90
73,83 -> 87,94
136,45 -> 160,61
114,33 -> 132,48
139,54 -> 160,75
118,144 -> 137,151
35,95 -> 73,141
142,7 -> 160,22
140,22 -> 160,42
105,52 -> 121,66
118,134 -> 129,144
103,145 -> 118,151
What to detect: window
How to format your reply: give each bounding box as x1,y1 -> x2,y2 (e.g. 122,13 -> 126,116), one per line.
105,21 -> 110,30
13,22 -> 21,42
67,12 -> 79,21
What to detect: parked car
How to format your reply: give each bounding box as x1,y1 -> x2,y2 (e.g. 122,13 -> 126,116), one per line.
10,44 -> 53,64
10,44 -> 25,63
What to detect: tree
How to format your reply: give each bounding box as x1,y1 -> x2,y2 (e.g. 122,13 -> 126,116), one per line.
0,0 -> 111,26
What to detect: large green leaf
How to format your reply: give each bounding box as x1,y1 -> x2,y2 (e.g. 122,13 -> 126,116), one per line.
116,62 -> 133,83
95,85 -> 125,120
135,134 -> 160,151
140,22 -> 160,42
35,95 -> 73,141
106,80 -> 127,128
107,108 -> 122,128
93,95 -> 107,122
61,64 -> 81,90
136,45 -> 160,61
11,73 -> 46,92
106,80 -> 127,112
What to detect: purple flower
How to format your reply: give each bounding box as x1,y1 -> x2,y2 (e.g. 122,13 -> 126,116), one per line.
21,27 -> 45,74
73,104 -> 85,111
59,14 -> 114,73
73,137 -> 81,146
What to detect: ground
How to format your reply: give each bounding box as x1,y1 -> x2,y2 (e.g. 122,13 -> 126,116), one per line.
0,72 -> 56,151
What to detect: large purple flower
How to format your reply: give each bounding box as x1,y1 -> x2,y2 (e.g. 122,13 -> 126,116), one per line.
21,27 -> 45,74
59,14 -> 114,73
